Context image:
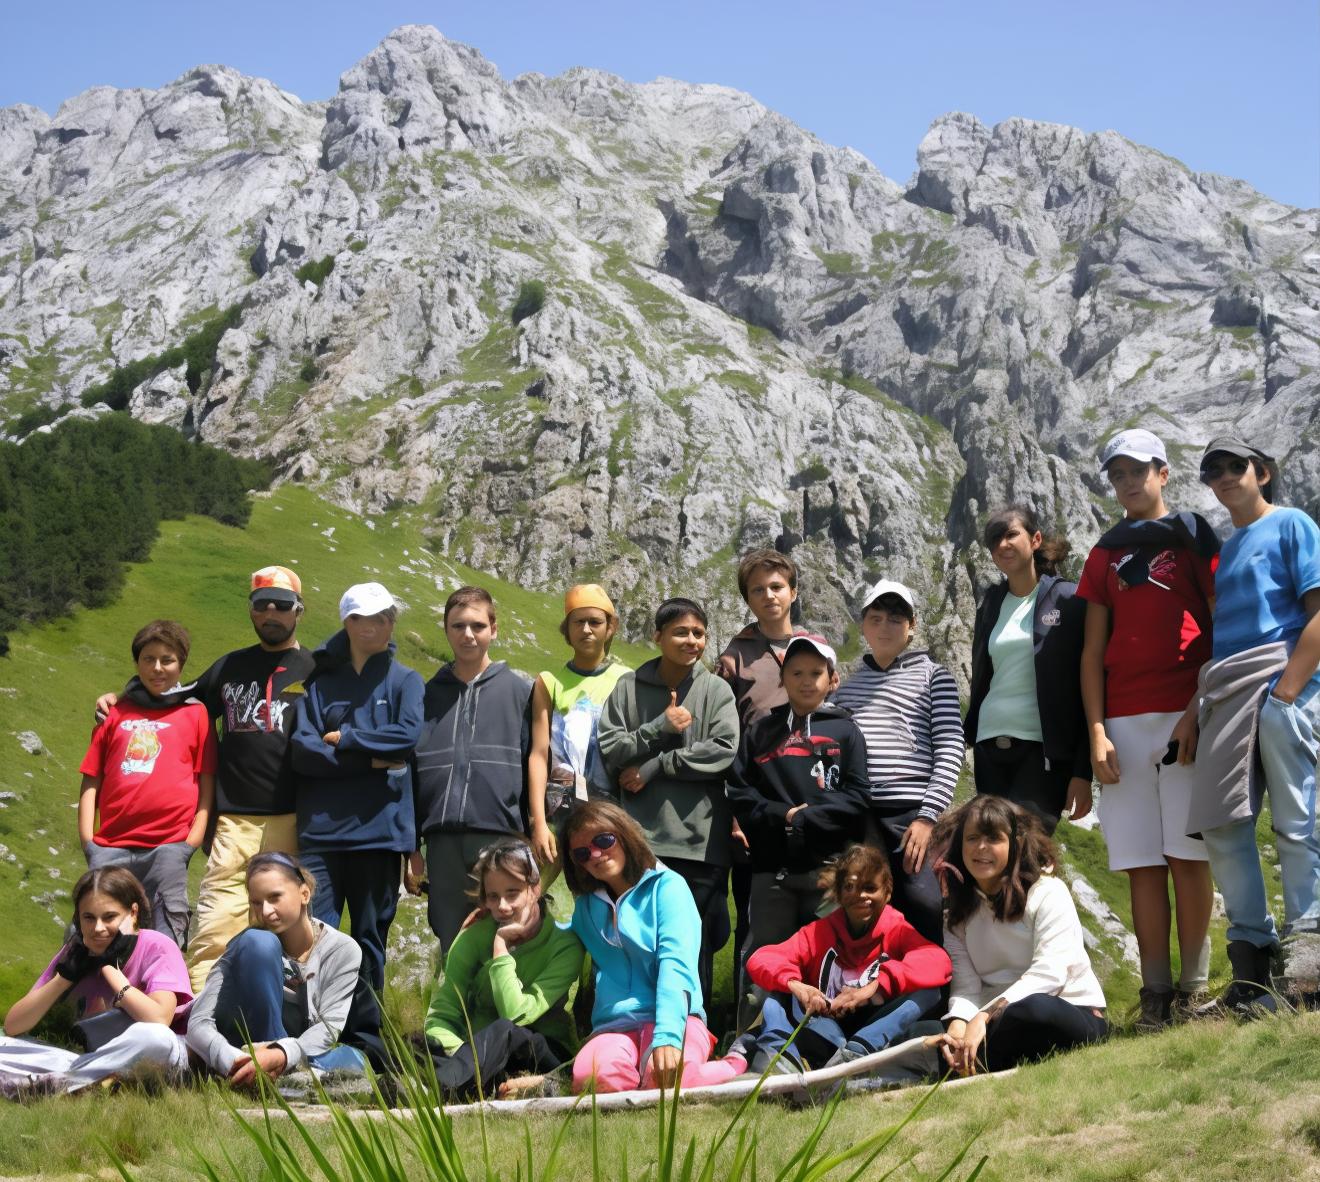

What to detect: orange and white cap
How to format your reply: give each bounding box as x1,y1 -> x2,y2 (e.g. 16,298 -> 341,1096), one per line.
250,565 -> 302,606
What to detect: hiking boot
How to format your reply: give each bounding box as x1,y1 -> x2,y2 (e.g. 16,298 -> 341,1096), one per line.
1214,939 -> 1278,1019
1134,986 -> 1174,1032
1170,986 -> 1211,1023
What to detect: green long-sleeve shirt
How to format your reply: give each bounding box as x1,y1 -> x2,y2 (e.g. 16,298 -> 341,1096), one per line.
596,658 -> 739,866
423,913 -> 584,1054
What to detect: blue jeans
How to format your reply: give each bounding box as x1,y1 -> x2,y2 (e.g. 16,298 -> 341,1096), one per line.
755,988 -> 939,1069
1202,680 -> 1320,947
214,929 -> 366,1075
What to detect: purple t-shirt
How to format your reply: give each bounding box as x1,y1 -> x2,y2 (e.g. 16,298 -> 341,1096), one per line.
37,928 -> 194,1033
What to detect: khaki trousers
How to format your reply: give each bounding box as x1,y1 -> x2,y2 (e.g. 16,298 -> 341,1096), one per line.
187,812 -> 299,992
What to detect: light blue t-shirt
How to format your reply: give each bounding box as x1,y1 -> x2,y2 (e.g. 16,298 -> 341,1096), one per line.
1213,508 -> 1320,664
977,586 -> 1044,743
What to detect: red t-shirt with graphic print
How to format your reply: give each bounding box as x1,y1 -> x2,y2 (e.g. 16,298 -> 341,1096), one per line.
1076,544 -> 1214,718
80,701 -> 217,847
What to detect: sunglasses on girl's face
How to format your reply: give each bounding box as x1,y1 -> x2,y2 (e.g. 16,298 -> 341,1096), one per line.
570,832 -> 618,863
1199,457 -> 1250,484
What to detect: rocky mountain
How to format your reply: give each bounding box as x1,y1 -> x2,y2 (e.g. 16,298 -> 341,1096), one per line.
3,24 -> 1318,673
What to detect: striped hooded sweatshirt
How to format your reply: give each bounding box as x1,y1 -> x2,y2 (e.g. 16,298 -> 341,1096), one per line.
832,648 -> 964,821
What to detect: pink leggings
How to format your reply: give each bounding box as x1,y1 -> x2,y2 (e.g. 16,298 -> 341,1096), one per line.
571,1016 -> 744,1094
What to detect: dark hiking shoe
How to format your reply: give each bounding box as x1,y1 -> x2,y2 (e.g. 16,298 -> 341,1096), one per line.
1134,986 -> 1174,1032
1170,987 -> 1211,1023
1205,940 -> 1279,1019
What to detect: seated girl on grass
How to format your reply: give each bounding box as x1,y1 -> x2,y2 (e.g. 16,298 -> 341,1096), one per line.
0,867 -> 192,1095
421,837 -> 584,1098
562,800 -> 747,1093
186,852 -> 370,1088
931,796 -> 1108,1075
744,844 -> 951,1073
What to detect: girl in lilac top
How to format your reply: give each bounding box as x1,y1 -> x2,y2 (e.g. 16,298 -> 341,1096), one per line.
0,867 -> 192,1094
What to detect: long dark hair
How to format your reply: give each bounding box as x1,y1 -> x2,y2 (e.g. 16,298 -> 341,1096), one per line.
932,796 -> 1057,929
71,866 -> 153,931
983,505 -> 1070,578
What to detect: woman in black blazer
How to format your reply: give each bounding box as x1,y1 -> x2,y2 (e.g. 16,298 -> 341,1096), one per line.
964,506 -> 1093,834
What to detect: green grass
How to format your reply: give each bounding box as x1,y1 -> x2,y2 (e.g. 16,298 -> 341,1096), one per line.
0,483 -> 653,1003
7,1009 -> 1320,1178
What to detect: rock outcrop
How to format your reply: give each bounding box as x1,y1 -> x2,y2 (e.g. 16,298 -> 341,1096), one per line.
3,24 -> 1318,674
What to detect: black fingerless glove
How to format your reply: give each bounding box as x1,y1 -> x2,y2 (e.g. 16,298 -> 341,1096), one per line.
105,931 -> 139,969
54,940 -> 94,983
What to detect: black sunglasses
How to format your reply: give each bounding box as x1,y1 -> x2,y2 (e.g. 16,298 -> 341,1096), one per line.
252,600 -> 297,614
570,832 -> 619,864
1199,457 -> 1250,484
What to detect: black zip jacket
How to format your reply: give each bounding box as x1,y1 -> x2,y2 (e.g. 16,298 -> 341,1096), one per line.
964,574 -> 1091,781
725,701 -> 872,874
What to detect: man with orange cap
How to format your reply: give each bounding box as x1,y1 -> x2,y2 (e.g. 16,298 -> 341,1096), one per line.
95,565 -> 315,990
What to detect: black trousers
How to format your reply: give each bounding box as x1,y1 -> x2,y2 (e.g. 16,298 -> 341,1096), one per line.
973,738 -> 1074,835
868,807 -> 945,947
983,994 -> 1108,1071
425,1019 -> 566,1099
301,848 -> 401,991
665,856 -> 731,1011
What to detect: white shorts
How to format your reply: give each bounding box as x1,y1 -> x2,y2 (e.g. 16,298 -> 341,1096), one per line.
1098,711 -> 1208,870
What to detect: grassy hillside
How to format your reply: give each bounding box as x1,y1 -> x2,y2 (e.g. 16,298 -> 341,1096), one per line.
0,480 -> 1281,1017
2,1014 -> 1319,1180
0,482 -> 654,1000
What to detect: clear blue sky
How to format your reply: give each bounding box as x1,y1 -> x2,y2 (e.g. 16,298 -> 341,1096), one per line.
3,0 -> 1317,208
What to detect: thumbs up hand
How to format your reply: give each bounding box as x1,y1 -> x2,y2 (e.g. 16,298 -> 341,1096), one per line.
663,689 -> 693,734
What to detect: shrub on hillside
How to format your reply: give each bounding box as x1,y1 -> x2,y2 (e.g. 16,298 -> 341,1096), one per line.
0,416 -> 270,652
511,279 -> 546,324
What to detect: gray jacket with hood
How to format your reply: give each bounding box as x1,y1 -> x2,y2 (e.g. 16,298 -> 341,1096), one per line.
413,661 -> 532,836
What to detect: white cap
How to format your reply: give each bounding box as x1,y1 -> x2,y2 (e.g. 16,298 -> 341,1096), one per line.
339,582 -> 396,620
783,633 -> 838,670
1099,429 -> 1167,472
857,579 -> 916,616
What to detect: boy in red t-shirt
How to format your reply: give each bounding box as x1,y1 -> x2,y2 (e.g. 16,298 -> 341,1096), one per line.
78,620 -> 216,948
1077,430 -> 1217,1030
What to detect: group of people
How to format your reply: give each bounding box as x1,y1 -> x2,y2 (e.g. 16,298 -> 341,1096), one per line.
0,428 -> 1315,1102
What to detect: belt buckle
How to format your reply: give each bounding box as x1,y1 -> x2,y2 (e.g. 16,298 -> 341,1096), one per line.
994,736 -> 1013,750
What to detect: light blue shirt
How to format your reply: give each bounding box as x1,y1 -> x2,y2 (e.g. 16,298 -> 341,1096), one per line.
1213,508 -> 1320,672
569,865 -> 703,1051
976,586 -> 1043,743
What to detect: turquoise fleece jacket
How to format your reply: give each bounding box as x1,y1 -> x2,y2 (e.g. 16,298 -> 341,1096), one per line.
569,866 -> 703,1052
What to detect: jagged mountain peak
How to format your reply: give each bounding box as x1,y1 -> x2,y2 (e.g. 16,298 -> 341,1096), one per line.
2,24 -> 1317,669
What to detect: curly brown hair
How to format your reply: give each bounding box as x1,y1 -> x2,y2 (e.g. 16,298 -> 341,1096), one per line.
816,844 -> 893,905
931,796 -> 1057,929
557,800 -> 656,896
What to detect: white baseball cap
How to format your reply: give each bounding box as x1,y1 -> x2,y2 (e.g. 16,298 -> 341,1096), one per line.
339,582 -> 396,620
783,633 -> 838,670
1099,429 -> 1167,472
857,579 -> 916,616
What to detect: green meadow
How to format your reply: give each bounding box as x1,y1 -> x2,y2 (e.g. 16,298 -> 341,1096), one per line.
0,480 -> 1301,1179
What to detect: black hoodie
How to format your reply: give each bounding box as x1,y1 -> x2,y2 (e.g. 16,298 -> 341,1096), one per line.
725,701 -> 872,874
